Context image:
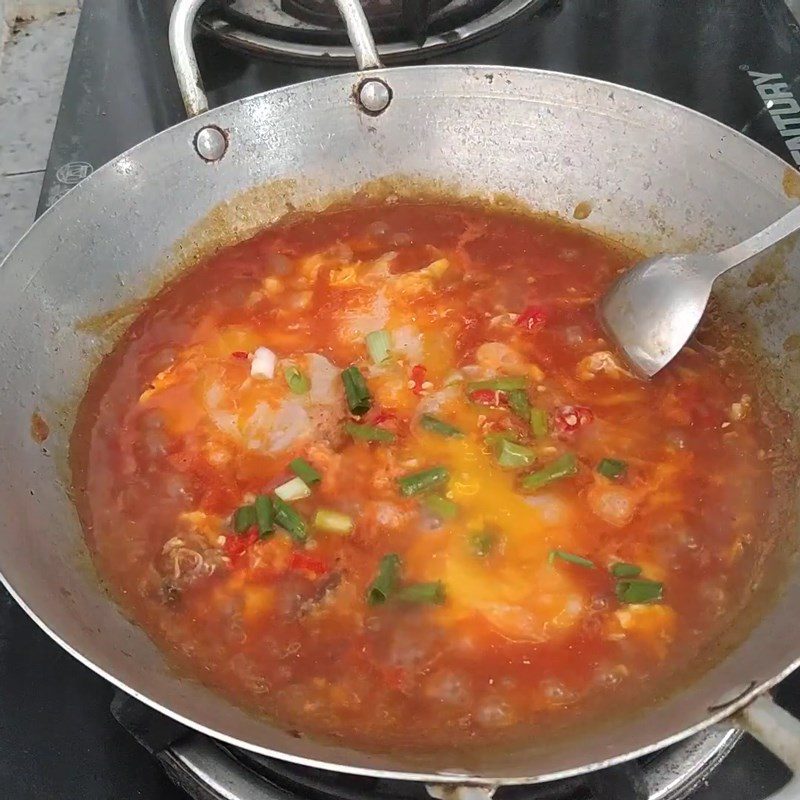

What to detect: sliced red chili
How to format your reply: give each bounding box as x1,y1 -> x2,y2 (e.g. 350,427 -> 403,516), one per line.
553,404 -> 594,433
363,406 -> 406,437
231,351 -> 249,360
223,527 -> 259,561
516,305 -> 548,331
468,389 -> 509,407
410,364 -> 427,395
289,551 -> 329,577
367,407 -> 398,427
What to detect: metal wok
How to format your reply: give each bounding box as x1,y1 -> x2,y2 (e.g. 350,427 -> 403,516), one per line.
2,0 -> 800,794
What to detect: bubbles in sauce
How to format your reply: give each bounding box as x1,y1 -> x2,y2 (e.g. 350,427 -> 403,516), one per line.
71,199 -> 789,755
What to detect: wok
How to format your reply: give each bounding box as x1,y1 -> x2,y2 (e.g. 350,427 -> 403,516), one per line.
2,0 -> 800,794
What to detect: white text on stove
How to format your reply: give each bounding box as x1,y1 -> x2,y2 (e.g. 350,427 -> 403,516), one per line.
748,70 -> 800,167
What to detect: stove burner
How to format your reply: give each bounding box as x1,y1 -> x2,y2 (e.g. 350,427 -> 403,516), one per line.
198,0 -> 556,63
220,0 -> 507,45
112,690 -> 740,800
279,0 -> 450,42
238,749 -> 585,799
239,730 -> 740,800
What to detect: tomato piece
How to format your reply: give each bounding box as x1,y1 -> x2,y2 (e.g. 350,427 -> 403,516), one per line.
199,483 -> 240,514
223,527 -> 259,561
468,389 -> 509,407
383,666 -> 408,691
410,364 -> 427,395
516,305 -> 548,331
249,536 -> 293,578
491,416 -> 529,439
231,351 -> 249,360
553,405 -> 594,433
289,551 -> 329,577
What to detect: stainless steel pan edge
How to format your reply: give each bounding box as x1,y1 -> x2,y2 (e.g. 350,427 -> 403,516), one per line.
1,1 -> 800,790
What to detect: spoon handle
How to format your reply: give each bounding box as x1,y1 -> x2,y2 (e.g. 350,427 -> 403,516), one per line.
715,202 -> 800,275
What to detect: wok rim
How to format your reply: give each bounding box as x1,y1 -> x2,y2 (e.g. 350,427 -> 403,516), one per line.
2,63 -> 799,785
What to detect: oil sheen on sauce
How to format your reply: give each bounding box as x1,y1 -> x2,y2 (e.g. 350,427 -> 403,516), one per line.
71,199 -> 787,754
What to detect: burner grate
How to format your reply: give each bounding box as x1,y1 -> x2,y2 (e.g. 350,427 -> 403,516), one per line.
110,693 -> 740,800
236,749 -> 589,799
221,0 -> 508,44
278,0 -> 452,41
198,0 -> 557,63
237,750 -> 672,800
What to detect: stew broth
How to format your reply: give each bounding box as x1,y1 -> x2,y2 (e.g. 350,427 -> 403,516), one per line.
72,199 -> 787,753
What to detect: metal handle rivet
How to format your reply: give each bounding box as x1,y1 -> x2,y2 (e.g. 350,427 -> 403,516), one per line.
356,78 -> 392,115
194,126 -> 228,162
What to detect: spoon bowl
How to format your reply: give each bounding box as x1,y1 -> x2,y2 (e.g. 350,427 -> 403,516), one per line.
599,254 -> 717,378
599,204 -> 800,377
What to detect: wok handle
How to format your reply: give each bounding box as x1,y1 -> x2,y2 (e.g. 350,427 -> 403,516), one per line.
168,0 -> 384,120
169,0 -> 210,118
331,0 -> 384,69
736,693 -> 800,799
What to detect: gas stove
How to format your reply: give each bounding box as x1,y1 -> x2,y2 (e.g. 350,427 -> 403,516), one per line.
6,0 -> 800,797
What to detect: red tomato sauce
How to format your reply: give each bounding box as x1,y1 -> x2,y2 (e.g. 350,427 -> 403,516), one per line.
71,200 -> 789,754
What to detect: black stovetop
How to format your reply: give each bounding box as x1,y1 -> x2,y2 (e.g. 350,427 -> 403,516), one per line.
5,0 -> 800,797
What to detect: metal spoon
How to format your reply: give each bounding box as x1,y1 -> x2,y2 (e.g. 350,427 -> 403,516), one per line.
599,204 -> 800,377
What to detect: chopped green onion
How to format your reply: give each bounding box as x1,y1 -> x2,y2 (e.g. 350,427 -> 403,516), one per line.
232,504 -> 257,534
422,493 -> 458,520
496,439 -> 537,469
341,366 -> 371,416
467,376 -> 528,392
530,407 -> 549,437
420,414 -> 463,438
616,578 -> 663,604
366,553 -> 401,605
521,452 -> 578,492
283,364 -> 310,394
254,494 -> 274,537
484,431 -> 521,447
395,581 -> 446,605
365,329 -> 392,365
397,466 -> 449,497
345,421 -> 396,443
273,497 -> 307,542
508,389 -> 531,420
274,476 -> 311,502
469,531 -> 496,557
313,509 -> 354,535
597,458 -> 628,479
289,457 -> 321,485
548,549 -> 595,569
610,562 -> 642,578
